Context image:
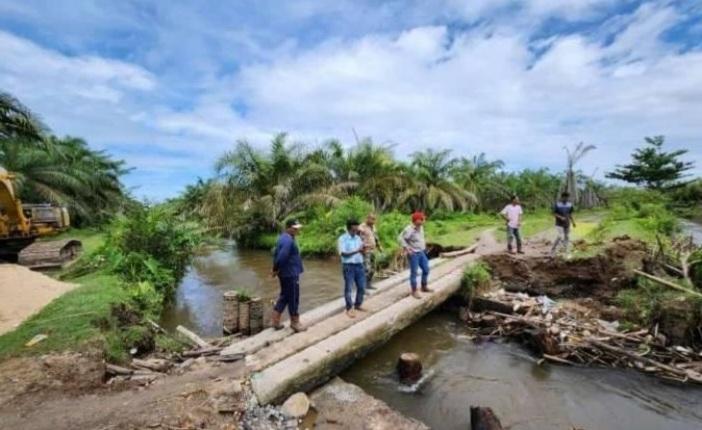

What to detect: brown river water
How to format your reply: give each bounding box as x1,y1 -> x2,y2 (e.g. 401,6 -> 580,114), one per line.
161,240 -> 702,430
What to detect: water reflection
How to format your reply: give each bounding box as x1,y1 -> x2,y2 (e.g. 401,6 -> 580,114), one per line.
342,312 -> 702,430
160,242 -> 342,336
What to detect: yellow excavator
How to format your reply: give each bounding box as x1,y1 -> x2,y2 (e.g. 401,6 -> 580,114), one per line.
0,167 -> 82,268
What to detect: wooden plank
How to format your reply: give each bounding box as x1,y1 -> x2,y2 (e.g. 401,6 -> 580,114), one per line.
440,243 -> 479,258
176,325 -> 210,348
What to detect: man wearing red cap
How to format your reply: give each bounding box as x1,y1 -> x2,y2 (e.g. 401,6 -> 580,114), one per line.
398,211 -> 432,299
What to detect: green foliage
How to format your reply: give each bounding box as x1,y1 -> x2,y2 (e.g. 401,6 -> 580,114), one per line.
1,92 -> 130,226
606,136 -> 694,190
295,196 -> 373,255
460,262 -> 491,301
235,288 -> 253,302
616,279 -> 702,329
104,204 -> 202,290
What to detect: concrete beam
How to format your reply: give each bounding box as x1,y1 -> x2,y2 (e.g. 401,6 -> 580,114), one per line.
220,258 -> 447,357
251,253 -> 478,404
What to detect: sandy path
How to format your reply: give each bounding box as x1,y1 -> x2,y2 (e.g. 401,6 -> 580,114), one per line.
0,264 -> 76,335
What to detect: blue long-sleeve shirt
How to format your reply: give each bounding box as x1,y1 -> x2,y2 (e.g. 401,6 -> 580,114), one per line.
273,232 -> 304,278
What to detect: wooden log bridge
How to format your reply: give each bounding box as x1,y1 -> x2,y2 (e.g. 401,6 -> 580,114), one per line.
220,236 -> 492,405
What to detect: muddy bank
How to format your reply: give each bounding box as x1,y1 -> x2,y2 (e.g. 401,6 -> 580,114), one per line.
483,237 -> 648,303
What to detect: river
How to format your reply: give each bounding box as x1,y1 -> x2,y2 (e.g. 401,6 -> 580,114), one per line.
162,240 -> 702,429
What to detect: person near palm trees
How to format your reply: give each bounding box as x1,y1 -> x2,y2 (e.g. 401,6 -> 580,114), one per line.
550,192 -> 577,257
500,195 -> 524,254
338,219 -> 367,318
270,219 -> 306,332
398,211 -> 432,299
358,213 -> 382,290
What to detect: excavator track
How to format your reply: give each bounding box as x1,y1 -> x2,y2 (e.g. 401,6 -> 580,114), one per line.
18,239 -> 83,269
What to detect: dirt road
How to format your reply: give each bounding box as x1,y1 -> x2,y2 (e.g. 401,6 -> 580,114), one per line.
0,264 -> 76,335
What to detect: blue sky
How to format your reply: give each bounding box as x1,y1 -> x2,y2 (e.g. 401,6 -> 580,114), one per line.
0,0 -> 700,199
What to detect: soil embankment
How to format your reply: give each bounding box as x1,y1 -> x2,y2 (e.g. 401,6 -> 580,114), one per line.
483,237 -> 648,303
0,264 -> 76,335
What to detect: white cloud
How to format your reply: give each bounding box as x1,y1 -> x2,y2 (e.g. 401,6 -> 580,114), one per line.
0,1 -> 700,199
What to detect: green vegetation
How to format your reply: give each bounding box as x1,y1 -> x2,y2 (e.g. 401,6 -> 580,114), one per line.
1,92 -> 130,225
0,271 -> 126,360
606,136 -> 695,191
0,204 -> 203,361
460,262 -> 492,302
177,133 -> 586,255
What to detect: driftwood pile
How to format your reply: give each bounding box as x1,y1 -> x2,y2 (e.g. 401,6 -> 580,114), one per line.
464,289 -> 702,385
106,322 -> 243,385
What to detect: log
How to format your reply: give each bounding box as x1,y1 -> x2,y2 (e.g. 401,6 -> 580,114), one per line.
470,406 -> 504,430
633,270 -> 702,298
588,339 -> 702,383
249,297 -> 264,335
440,243 -> 479,258
182,346 -> 224,357
176,325 -> 211,348
106,363 -> 133,376
397,352 -> 422,384
131,358 -> 171,373
471,298 -> 514,315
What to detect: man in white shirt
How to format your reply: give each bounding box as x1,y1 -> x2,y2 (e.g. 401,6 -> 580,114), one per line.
500,195 -> 523,254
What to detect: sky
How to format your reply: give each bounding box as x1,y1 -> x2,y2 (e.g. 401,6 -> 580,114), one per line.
0,0 -> 700,199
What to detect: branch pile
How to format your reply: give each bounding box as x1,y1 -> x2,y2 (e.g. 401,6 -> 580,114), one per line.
464,289 -> 702,385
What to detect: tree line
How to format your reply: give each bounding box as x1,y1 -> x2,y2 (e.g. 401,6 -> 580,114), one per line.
1,92 -> 129,225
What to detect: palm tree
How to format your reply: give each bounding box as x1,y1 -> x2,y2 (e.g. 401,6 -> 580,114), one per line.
0,136 -> 128,224
0,92 -> 46,143
563,142 -> 596,202
453,153 -> 504,210
402,149 -> 476,212
212,133 -> 342,233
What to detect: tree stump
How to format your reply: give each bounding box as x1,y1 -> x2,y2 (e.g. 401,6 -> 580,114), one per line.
397,352 -> 422,384
249,297 -> 264,335
223,291 -> 239,334
470,406 -> 503,430
238,300 -> 251,336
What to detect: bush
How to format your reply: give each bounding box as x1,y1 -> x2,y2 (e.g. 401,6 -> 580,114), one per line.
460,262 -> 491,301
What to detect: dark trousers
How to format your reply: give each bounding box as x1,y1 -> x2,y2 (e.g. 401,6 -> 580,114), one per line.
343,263 -> 366,310
507,227 -> 522,251
408,251 -> 430,291
274,276 -> 300,317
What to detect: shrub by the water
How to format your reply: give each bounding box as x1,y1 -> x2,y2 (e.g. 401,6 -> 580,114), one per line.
460,262 -> 491,302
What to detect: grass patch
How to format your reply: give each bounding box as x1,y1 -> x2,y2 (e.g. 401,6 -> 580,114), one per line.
460,262 -> 492,302
0,272 -> 127,360
427,213 -> 498,248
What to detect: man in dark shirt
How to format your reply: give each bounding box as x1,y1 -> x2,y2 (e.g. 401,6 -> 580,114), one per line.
271,219 -> 306,332
550,192 -> 577,257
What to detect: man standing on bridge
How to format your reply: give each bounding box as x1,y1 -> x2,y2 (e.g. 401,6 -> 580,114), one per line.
338,219 -> 367,318
399,211 -> 432,299
358,213 -> 382,290
271,219 -> 307,332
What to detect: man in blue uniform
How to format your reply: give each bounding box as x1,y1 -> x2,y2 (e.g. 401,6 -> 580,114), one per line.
271,219 -> 306,332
